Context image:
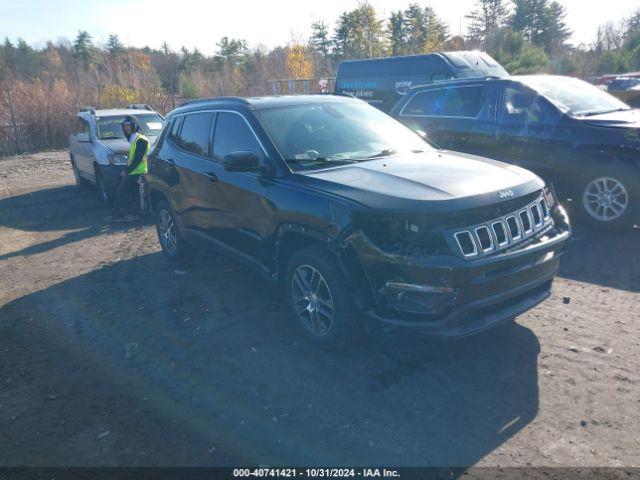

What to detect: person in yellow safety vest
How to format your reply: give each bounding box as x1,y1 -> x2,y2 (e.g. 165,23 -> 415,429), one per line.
113,115 -> 150,221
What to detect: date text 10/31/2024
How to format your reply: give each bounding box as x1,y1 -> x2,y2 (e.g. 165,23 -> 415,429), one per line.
232,468 -> 401,478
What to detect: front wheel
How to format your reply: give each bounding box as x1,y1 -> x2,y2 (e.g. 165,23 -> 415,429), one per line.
284,245 -> 361,347
578,165 -> 638,230
155,200 -> 186,261
70,157 -> 89,189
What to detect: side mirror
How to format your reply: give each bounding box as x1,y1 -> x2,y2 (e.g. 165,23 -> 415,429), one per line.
223,151 -> 259,172
77,132 -> 90,143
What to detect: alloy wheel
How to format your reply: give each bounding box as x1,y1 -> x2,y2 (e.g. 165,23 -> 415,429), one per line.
583,176 -> 629,222
291,264 -> 335,336
158,209 -> 178,256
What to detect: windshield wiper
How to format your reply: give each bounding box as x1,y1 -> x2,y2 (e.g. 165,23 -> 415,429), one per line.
100,136 -> 124,140
579,108 -> 631,117
285,157 -> 357,166
364,148 -> 426,159
366,148 -> 397,159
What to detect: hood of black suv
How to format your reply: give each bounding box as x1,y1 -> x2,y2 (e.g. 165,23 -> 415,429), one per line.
297,151 -> 544,213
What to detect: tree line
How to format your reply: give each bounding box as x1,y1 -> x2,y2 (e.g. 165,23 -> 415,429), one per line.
1,0 -> 640,155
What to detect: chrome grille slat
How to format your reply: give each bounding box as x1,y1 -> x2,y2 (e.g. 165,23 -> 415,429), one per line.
491,221 -> 509,247
530,203 -> 542,227
519,209 -> 533,235
454,231 -> 478,257
475,225 -> 494,252
450,194 -> 554,259
506,215 -> 522,241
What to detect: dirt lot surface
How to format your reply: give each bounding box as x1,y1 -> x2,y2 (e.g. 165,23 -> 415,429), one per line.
0,151 -> 639,467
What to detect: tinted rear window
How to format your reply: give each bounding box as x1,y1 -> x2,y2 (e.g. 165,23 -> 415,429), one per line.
402,86 -> 485,117
177,112 -> 213,156
440,87 -> 484,117
402,90 -> 444,115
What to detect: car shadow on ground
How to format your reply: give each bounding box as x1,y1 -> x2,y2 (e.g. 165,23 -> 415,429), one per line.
0,185 -> 148,261
556,223 -> 640,293
0,248 -> 540,467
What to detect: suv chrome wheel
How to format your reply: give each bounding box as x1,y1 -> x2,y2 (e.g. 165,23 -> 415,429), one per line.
291,264 -> 334,336
158,209 -> 178,256
583,176 -> 628,222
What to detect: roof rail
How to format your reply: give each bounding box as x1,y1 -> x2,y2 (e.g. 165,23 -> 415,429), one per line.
178,96 -> 250,108
127,103 -> 154,111
430,75 -> 504,85
79,106 -> 96,114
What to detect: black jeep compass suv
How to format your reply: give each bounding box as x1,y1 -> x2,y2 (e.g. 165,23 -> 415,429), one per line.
146,95 -> 571,346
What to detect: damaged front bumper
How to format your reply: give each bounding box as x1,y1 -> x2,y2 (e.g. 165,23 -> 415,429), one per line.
345,219 -> 570,338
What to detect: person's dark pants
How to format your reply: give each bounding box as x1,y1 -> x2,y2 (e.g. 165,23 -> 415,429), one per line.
114,173 -> 140,213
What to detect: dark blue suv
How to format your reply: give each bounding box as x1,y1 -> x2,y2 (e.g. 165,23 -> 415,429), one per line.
391,75 -> 640,230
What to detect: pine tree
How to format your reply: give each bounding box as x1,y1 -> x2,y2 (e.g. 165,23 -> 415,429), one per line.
509,0 -> 570,53
15,39 -> 39,78
627,8 -> 640,34
423,6 -> 449,51
466,0 -> 508,45
403,3 -> 427,54
310,21 -> 331,60
106,34 -> 125,56
216,37 -> 249,66
389,11 -> 407,55
332,4 -> 384,60
73,30 -> 94,67
509,0 -> 547,45
332,12 -> 351,59
399,4 -> 448,55
1,38 -> 15,78
543,1 -> 571,53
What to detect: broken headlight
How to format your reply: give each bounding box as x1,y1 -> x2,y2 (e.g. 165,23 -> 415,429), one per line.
543,184 -> 556,209
352,213 -> 449,256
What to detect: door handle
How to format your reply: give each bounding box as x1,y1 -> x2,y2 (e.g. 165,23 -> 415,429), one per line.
165,158 -> 175,167
204,172 -> 218,182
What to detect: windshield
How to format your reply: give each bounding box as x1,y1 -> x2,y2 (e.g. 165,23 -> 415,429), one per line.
96,114 -> 164,140
518,76 -> 630,116
255,100 -> 431,171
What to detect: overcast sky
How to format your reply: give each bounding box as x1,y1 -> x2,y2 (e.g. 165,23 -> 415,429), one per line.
0,0 -> 638,54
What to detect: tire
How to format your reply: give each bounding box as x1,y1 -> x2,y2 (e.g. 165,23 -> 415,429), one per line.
284,245 -> 362,347
95,168 -> 112,205
155,200 -> 186,262
70,157 -> 89,189
576,163 -> 639,230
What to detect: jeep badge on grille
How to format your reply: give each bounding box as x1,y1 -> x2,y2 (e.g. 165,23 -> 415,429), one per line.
498,190 -> 514,199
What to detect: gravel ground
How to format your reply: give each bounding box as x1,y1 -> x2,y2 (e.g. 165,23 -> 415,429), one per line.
0,150 -> 638,467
